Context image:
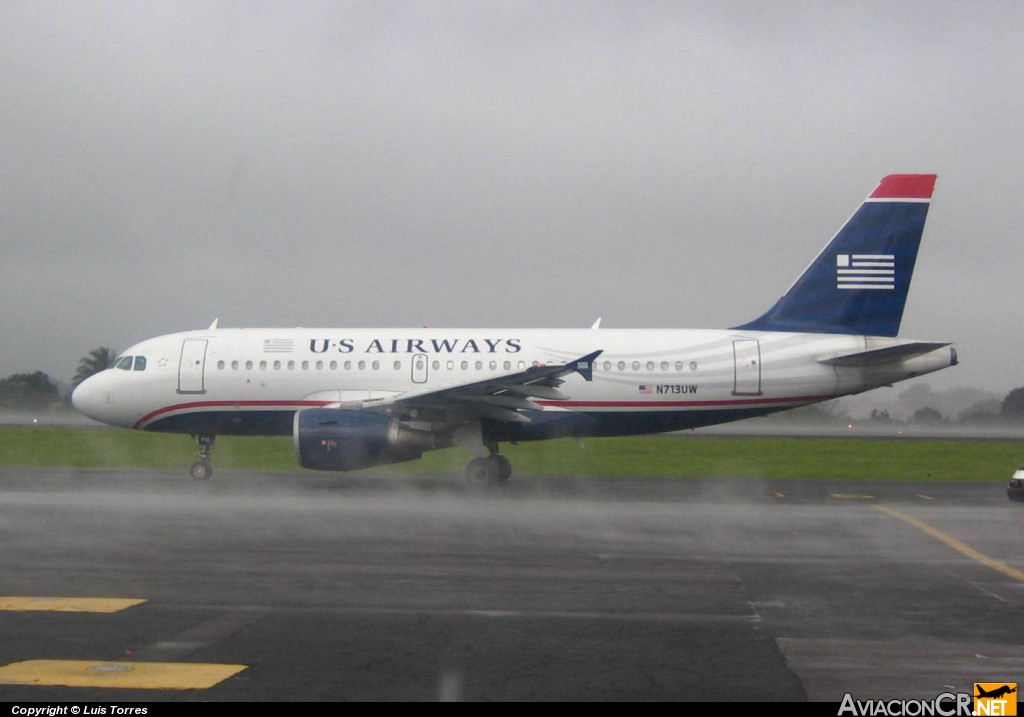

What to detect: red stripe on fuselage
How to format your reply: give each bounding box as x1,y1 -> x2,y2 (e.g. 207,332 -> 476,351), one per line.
535,394 -> 838,409
134,400 -> 331,429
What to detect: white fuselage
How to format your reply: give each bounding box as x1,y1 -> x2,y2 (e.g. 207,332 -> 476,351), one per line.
72,326 -> 956,438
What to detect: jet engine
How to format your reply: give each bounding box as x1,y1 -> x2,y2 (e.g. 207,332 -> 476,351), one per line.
294,408 -> 439,471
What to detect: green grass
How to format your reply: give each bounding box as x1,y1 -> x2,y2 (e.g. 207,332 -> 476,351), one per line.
1,426 -> 1022,481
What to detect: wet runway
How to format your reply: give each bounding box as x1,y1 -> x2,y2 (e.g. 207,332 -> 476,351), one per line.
0,468 -> 1022,701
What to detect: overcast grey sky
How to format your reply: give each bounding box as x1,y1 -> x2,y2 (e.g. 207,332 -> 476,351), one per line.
2,1 -> 1022,396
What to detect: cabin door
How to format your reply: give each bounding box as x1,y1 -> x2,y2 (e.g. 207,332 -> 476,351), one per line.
178,339 -> 208,394
732,339 -> 762,396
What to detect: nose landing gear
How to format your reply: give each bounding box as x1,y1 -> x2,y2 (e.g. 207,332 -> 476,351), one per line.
190,434 -> 215,480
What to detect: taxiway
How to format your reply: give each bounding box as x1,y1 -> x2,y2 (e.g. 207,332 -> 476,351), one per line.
0,469 -> 1020,701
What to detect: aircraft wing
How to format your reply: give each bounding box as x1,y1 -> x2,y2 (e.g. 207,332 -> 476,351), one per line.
353,350 -> 603,423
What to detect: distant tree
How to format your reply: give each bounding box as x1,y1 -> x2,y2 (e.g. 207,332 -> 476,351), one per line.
869,408 -> 892,423
911,406 -> 944,425
72,347 -> 116,388
958,399 -> 1002,424
0,372 -> 61,411
1002,388 -> 1024,421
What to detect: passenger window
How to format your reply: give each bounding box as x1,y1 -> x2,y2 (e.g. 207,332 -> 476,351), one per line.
372,361 -> 380,370
133,356 -> 147,371
330,361 -> 337,370
231,361 -> 239,370
301,361 -> 309,370
260,360 -> 267,370
617,361 -> 625,371
660,361 -> 669,371
393,361 -> 401,371
632,361 -> 640,371
217,360 -> 225,370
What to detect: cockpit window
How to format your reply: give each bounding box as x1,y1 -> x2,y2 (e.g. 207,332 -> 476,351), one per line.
133,356 -> 147,371
115,356 -> 133,370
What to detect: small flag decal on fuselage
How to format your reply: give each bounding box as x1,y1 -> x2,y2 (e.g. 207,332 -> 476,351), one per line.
263,338 -> 295,353
836,254 -> 894,290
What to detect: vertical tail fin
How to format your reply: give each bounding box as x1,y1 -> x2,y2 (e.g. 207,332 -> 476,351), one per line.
735,174 -> 937,337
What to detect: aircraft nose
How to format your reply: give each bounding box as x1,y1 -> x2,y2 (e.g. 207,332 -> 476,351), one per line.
71,374 -> 104,421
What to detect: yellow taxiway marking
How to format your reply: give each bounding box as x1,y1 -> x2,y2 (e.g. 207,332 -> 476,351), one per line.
0,660 -> 247,690
830,493 -> 875,500
0,597 -> 146,613
874,505 -> 1024,583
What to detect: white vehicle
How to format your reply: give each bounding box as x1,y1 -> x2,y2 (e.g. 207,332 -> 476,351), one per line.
73,174 -> 957,484
1007,467 -> 1024,502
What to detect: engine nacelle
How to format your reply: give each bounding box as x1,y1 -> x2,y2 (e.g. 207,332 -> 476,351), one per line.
294,408 -> 438,471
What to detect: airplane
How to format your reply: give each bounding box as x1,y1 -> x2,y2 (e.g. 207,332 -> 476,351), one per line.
72,174 -> 957,484
976,685 -> 1017,700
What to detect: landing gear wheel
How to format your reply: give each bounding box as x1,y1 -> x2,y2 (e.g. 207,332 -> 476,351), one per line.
493,454 -> 512,483
464,454 -> 512,486
190,460 -> 212,481
465,456 -> 497,486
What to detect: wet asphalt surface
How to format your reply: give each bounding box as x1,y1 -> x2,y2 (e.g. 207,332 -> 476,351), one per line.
0,468 -> 1021,701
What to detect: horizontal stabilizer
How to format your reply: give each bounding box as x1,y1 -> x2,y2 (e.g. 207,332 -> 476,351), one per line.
817,341 -> 951,367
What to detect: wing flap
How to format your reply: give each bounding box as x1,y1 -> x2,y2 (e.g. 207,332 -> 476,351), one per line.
496,384 -> 569,401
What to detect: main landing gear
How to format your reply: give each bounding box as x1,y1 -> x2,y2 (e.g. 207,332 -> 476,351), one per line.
464,442 -> 512,486
190,434 -> 215,480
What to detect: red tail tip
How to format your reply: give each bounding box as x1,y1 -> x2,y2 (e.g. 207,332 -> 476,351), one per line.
870,174 -> 937,200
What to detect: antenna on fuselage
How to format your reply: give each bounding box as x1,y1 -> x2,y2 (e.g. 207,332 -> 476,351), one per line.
208,318 -> 220,329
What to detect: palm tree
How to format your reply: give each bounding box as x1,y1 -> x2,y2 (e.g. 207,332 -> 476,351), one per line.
72,347 -> 117,388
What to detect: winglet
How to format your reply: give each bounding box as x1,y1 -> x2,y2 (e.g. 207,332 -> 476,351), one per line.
570,350 -> 603,382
